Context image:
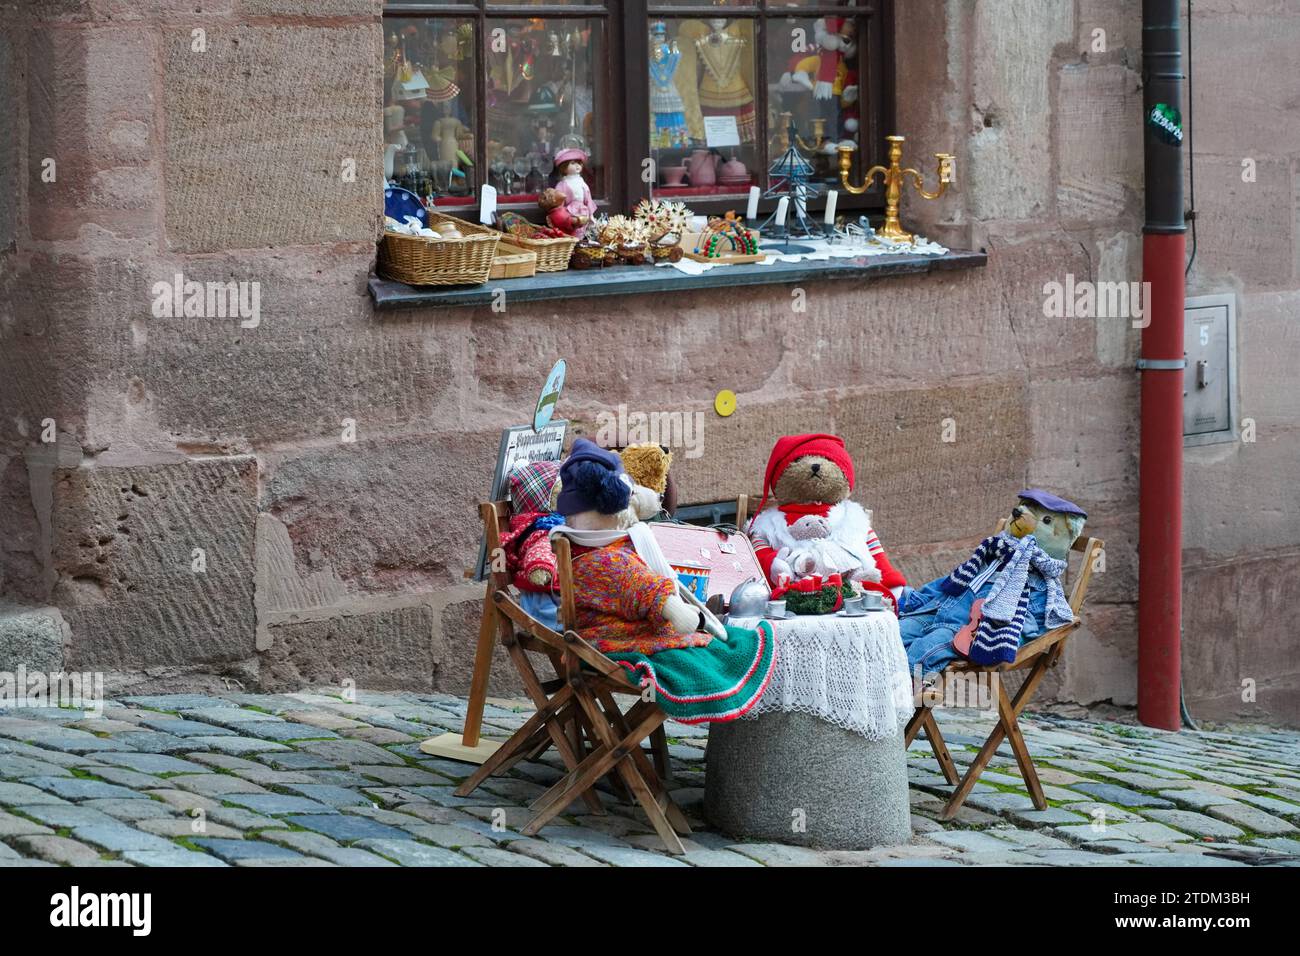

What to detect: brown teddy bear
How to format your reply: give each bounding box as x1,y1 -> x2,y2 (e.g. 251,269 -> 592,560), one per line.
538,187 -> 581,236
748,433 -> 907,612
620,443 -> 675,520
548,441 -> 674,529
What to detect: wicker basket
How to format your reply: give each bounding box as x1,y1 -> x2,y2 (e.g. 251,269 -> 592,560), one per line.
377,213 -> 500,286
496,231 -> 578,272
489,241 -> 538,280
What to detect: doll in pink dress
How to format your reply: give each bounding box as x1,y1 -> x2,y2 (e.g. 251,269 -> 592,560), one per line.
552,147 -> 597,233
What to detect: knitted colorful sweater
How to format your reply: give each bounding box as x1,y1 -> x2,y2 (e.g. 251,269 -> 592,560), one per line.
570,541 -> 712,655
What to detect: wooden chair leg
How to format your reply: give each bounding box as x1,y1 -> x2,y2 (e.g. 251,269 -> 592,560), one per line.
456,685 -> 574,797
525,690 -> 686,854
939,657 -> 1054,820
525,739 -> 616,826
998,678 -> 1046,810
596,692 -> 690,835
525,699 -> 653,834
576,692 -> 686,855
650,724 -> 671,783
524,691 -> 652,824
904,707 -> 925,746
498,643 -> 606,814
921,709 -> 961,786
499,723 -> 554,772
999,655 -> 1058,809
612,754 -> 687,855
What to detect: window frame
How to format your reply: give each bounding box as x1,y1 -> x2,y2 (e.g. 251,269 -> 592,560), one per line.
382,0 -> 893,221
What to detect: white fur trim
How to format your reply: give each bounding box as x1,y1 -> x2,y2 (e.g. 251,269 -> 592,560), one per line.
750,502 -> 878,578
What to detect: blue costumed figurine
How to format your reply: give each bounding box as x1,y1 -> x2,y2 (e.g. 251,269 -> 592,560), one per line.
898,489 -> 1087,681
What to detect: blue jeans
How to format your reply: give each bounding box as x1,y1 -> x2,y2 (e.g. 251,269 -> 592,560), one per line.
518,590 -> 559,631
898,574 -> 1050,677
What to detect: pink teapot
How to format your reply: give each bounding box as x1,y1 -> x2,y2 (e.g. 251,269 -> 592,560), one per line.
718,154 -> 749,185
686,148 -> 719,187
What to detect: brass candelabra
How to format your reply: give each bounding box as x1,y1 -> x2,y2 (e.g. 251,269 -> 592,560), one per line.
836,135 -> 956,243
775,112 -> 828,154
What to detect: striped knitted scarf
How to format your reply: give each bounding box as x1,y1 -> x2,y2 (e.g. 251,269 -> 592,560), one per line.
941,532 -> 1072,665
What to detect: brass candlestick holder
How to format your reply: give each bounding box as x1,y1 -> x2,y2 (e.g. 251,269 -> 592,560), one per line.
775,112 -> 829,154
836,135 -> 956,243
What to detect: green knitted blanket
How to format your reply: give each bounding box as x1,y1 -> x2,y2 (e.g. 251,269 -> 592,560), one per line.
605,622 -> 776,725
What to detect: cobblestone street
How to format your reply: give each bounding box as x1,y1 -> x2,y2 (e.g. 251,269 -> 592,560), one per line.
1,691 -> 1297,867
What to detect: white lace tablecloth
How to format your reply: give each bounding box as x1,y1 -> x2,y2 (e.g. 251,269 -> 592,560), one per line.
731,612 -> 913,740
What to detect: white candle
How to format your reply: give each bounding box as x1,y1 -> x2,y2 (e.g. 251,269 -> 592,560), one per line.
746,186 -> 760,221
823,189 -> 838,225
775,197 -> 789,227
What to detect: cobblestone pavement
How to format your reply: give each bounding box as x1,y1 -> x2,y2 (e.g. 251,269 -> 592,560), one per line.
1,690 -> 1298,867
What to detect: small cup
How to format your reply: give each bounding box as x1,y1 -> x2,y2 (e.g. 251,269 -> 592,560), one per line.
841,595 -> 866,614
859,591 -> 884,610
765,600 -> 787,619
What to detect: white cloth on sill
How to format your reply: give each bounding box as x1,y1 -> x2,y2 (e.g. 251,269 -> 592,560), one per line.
661,233 -> 949,274
727,610 -> 913,740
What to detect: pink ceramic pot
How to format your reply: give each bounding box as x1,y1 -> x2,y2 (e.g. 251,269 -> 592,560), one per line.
661,165 -> 687,187
686,149 -> 719,187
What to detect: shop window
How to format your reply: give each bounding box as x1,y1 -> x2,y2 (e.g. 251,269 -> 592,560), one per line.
383,1 -> 893,220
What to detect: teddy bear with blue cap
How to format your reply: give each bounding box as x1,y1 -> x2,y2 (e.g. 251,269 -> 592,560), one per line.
898,489 -> 1087,680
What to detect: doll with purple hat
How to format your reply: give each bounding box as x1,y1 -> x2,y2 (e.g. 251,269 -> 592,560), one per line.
546,438 -> 775,725
898,489 -> 1088,680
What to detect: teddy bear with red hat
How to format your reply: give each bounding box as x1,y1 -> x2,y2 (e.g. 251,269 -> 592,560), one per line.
748,433 -> 907,613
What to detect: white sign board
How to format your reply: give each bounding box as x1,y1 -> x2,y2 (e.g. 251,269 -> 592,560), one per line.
704,115 -> 741,148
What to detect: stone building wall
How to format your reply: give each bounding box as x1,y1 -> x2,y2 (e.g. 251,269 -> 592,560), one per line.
0,0 -> 1296,725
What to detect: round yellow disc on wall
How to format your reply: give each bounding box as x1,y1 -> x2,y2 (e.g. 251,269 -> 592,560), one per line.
714,389 -> 737,417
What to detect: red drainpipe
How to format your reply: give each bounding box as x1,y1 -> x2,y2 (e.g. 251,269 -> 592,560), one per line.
1137,0 -> 1187,730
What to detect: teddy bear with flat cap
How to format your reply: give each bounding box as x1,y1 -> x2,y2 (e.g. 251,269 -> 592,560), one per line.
748,433 -> 908,613
898,489 -> 1087,679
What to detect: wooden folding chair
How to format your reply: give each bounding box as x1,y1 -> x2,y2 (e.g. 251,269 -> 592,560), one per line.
455,512 -> 685,851
904,521 -> 1104,821
454,502 -> 606,813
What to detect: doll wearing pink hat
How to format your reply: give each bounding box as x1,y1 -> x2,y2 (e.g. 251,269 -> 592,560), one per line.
553,148 -> 597,229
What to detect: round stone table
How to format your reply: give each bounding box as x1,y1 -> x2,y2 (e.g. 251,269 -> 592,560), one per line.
704,611 -> 914,849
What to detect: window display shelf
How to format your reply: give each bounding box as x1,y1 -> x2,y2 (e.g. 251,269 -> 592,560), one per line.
369,247 -> 987,311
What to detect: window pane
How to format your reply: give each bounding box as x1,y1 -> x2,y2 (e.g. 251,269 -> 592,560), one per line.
767,13 -> 861,190
384,19 -> 478,207
650,17 -> 759,199
486,18 -> 606,205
